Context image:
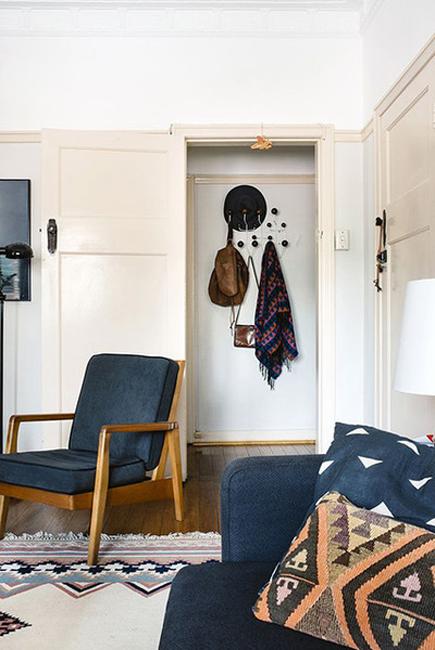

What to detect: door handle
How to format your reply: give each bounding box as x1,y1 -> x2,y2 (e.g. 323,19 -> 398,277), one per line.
47,219 -> 57,254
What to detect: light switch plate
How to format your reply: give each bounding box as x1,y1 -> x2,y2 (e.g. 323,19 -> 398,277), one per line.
335,229 -> 350,250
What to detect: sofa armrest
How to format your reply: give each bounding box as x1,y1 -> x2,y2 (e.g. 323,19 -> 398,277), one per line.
221,454 -> 324,563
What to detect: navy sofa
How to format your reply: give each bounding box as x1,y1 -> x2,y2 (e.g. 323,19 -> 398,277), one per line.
160,454 -> 347,649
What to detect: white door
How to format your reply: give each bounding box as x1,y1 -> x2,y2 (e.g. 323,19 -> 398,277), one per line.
41,130 -> 186,461
378,56 -> 435,435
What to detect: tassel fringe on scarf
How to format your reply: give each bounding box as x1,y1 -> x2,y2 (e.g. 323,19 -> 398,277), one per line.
255,241 -> 298,388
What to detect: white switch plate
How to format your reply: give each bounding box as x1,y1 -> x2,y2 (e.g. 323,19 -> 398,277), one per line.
335,229 -> 350,250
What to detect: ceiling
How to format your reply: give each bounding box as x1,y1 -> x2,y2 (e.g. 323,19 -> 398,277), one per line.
0,0 -> 382,35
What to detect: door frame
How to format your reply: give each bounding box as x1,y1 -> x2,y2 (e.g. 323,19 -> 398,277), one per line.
173,124 -> 336,454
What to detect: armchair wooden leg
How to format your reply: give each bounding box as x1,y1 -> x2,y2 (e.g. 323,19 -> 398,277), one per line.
0,496 -> 9,539
88,432 -> 111,565
88,486 -> 108,565
167,428 -> 184,521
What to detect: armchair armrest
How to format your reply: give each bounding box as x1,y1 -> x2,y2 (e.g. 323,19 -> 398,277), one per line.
100,421 -> 177,435
221,454 -> 324,563
9,413 -> 75,424
5,413 -> 75,454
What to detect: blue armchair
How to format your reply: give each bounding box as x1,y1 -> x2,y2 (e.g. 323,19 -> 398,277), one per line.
160,454 -> 347,649
0,354 -> 185,565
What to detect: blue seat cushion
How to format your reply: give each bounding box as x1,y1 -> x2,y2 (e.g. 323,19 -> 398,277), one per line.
0,449 -> 146,495
159,562 -> 346,650
69,354 -> 179,470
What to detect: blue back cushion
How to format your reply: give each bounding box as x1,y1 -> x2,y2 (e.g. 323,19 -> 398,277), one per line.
69,354 -> 179,470
314,422 -> 435,532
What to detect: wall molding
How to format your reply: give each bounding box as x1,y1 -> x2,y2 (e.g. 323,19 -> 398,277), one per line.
173,123 -> 331,141
334,120 -> 373,143
0,1 -> 365,37
0,122 -> 376,145
334,129 -> 362,143
361,118 -> 374,141
192,430 -> 317,444
0,131 -> 41,143
192,173 -> 315,185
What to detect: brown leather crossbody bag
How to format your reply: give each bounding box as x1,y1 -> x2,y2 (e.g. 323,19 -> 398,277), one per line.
233,256 -> 259,348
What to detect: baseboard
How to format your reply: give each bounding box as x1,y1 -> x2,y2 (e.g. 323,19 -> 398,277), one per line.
191,430 -> 316,446
192,440 -> 315,447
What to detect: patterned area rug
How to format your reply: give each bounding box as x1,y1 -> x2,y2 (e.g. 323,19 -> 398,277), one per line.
0,532 -> 221,649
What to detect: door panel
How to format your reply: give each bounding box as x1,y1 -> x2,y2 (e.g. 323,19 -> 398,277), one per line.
378,58 -> 435,435
60,147 -> 170,219
41,130 -> 186,457
60,253 -> 169,414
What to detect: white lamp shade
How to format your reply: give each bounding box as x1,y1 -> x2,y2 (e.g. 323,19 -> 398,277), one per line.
395,279 -> 435,396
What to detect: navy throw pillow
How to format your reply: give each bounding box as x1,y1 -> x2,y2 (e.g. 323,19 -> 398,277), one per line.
314,422 -> 435,531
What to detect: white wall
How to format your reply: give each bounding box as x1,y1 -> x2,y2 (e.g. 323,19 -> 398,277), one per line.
0,139 -> 367,449
362,0 -> 435,120
0,143 -> 43,450
0,35 -> 363,130
335,142 -> 365,424
189,146 -> 317,442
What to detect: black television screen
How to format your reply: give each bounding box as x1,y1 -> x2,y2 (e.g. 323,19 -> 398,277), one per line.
0,179 -> 31,301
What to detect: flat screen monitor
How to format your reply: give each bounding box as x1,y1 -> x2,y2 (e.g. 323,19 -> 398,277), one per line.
0,179 -> 31,301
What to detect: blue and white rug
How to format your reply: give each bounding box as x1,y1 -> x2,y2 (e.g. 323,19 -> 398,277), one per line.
0,531 -> 221,649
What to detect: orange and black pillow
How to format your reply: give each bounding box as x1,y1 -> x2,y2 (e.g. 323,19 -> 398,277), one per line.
253,492 -> 435,649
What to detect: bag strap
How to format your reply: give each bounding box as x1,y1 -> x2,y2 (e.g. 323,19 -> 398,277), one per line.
248,255 -> 259,290
227,215 -> 233,243
233,255 -> 259,329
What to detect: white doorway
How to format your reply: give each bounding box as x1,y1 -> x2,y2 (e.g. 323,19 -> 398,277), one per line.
186,143 -> 321,448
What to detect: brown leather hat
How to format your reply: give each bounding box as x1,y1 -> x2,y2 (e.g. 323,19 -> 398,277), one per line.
208,242 -> 249,306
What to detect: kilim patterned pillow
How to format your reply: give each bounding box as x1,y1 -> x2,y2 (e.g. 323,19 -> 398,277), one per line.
253,492 -> 435,649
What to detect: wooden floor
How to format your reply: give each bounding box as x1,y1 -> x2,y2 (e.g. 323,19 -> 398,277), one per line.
5,443 -> 314,536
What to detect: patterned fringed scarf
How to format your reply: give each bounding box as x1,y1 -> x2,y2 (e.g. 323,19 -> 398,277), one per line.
255,241 -> 298,388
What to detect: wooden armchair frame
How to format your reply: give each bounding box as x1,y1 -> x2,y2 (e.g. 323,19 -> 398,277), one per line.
0,360 -> 185,564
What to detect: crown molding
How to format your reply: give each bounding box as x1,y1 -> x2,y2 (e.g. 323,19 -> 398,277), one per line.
0,1 -> 364,37
0,1 -> 363,7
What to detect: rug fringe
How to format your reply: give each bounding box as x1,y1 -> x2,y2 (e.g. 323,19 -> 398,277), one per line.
4,531 -> 221,542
